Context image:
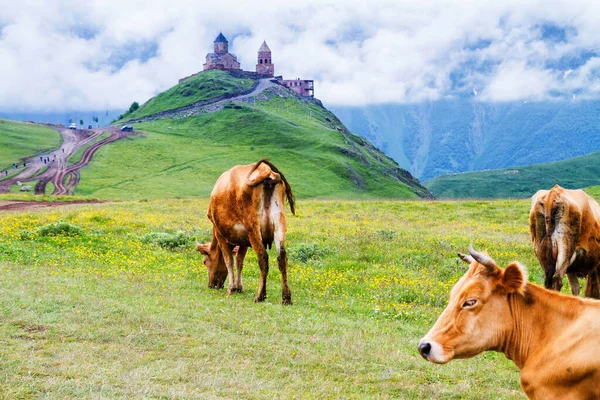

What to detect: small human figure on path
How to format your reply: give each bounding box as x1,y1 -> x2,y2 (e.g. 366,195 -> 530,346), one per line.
62,148 -> 65,153
40,156 -> 43,161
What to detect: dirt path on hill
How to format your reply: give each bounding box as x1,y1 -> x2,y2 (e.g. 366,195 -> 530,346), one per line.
124,77 -> 279,123
0,126 -> 133,196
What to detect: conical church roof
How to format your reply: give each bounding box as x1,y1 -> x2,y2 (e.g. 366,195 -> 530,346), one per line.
214,33 -> 228,43
258,41 -> 271,52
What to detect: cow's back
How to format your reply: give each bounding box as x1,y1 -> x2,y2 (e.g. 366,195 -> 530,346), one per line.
207,162 -> 288,248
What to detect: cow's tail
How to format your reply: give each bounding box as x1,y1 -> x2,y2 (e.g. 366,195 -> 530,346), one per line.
544,237 -> 556,289
249,159 -> 296,215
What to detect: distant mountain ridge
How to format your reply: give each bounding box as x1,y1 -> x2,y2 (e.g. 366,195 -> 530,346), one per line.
331,99 -> 600,181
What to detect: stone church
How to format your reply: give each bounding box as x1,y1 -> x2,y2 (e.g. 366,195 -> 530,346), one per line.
203,33 -> 241,71
201,32 -> 313,97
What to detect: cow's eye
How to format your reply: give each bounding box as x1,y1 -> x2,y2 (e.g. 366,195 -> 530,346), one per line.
462,299 -> 477,308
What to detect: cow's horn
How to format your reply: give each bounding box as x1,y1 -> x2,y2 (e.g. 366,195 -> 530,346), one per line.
458,253 -> 475,264
468,244 -> 497,273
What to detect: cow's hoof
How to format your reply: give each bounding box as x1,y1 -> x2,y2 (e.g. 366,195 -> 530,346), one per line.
254,295 -> 266,303
552,276 -> 563,291
282,298 -> 293,306
229,287 -> 243,294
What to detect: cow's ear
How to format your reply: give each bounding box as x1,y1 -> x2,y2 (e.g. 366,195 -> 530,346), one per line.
502,262 -> 527,294
196,241 -> 210,256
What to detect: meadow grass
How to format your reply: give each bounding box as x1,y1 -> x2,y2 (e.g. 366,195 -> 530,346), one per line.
0,119 -> 61,171
0,198 -> 552,398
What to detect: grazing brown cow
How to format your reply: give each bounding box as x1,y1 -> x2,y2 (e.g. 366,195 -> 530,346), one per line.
196,159 -> 295,304
530,185 -> 600,297
418,246 -> 600,399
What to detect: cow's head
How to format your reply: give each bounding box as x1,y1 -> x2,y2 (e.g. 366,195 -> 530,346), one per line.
196,241 -> 229,289
418,246 -> 527,364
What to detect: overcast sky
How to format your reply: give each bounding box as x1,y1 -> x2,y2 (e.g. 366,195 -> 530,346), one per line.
1,0 -> 600,112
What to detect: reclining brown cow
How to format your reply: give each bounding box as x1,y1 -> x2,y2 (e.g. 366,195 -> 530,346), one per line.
419,246 -> 600,399
529,185 -> 600,297
196,159 -> 295,304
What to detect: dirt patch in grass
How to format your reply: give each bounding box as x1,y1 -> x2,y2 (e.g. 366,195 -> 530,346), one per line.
0,200 -> 105,212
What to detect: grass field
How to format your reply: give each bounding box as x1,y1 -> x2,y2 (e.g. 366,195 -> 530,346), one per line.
120,70 -> 254,121
585,185 -> 600,198
0,119 -> 61,171
425,150 -> 600,199
76,98 -> 428,200
0,197 -> 571,399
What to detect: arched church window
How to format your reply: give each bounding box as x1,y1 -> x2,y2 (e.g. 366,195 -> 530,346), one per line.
260,59 -> 263,64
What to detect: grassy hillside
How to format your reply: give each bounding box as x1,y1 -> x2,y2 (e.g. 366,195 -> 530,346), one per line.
585,185 -> 600,198
120,70 -> 254,121
0,119 -> 61,170
77,94 -> 430,200
0,198 -> 544,398
425,150 -> 600,199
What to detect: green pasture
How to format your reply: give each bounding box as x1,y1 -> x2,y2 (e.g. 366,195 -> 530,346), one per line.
0,119 -> 61,172
0,198 -> 563,398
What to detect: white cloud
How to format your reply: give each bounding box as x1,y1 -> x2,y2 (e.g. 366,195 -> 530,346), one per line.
480,61 -> 555,102
1,0 -> 600,111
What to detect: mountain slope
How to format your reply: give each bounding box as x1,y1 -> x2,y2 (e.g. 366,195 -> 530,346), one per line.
331,99 -> 600,180
121,70 -> 255,121
0,119 -> 61,170
425,150 -> 600,199
76,75 -> 431,200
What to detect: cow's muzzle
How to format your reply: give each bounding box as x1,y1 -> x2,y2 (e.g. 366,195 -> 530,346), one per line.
418,342 -> 431,359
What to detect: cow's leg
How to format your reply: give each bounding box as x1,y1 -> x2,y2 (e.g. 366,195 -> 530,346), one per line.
234,246 -> 248,292
552,213 -> 581,292
567,272 -> 581,296
585,269 -> 600,299
274,219 -> 292,305
215,235 -> 237,295
552,239 -> 576,292
248,232 -> 268,303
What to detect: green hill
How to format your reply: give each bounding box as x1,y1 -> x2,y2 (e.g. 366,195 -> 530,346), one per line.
120,70 -> 254,121
425,150 -> 600,198
0,119 -> 61,170
585,185 -> 600,199
77,82 -> 431,199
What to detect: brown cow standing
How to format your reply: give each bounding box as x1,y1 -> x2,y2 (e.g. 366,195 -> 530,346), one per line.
196,160 -> 295,304
529,185 -> 600,297
419,246 -> 600,399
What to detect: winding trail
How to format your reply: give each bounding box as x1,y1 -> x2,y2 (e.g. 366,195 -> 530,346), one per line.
0,126 -> 133,195
123,77 -> 278,123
